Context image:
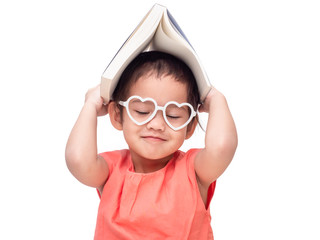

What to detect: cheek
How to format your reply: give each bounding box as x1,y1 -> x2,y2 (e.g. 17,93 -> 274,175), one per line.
172,130 -> 188,146
122,126 -> 136,147
121,112 -> 133,128
122,117 -> 140,140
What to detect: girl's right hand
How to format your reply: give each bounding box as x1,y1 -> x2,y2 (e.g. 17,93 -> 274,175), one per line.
85,84 -> 109,116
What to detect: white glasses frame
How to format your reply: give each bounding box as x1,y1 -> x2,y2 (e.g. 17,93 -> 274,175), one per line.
118,95 -> 197,131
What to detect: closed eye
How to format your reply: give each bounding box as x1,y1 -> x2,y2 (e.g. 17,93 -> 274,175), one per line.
135,110 -> 150,115
166,115 -> 181,119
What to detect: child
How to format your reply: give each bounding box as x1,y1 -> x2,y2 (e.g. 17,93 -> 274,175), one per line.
65,51 -> 237,239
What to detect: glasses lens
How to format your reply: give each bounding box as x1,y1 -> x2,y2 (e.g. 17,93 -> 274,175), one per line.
128,98 -> 155,124
165,103 -> 191,128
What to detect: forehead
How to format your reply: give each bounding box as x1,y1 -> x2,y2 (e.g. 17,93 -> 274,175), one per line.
128,73 -> 188,105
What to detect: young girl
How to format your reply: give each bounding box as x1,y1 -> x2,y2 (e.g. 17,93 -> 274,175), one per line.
66,51 -> 237,239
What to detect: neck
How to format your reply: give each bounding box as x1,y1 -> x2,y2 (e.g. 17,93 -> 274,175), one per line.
130,152 -> 174,173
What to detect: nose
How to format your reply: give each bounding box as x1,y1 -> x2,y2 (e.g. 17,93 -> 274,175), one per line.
146,110 -> 166,131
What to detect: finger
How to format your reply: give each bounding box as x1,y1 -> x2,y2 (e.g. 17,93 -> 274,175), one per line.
97,104 -> 109,116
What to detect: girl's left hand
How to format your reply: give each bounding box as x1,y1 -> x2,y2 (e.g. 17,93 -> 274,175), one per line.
198,87 -> 217,113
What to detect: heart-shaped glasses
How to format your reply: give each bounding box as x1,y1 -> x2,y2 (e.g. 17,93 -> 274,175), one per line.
119,96 -> 197,131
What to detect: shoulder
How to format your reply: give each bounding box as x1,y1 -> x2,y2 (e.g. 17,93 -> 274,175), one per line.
99,149 -> 129,162
172,149 -> 202,179
97,149 -> 130,195
175,148 -> 201,167
99,149 -> 130,173
177,149 -> 217,208
175,148 -> 201,159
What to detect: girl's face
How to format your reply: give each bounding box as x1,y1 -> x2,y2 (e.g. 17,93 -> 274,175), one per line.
121,73 -> 193,164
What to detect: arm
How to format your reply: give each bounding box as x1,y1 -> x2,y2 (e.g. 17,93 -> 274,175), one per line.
65,85 -> 109,188
194,88 -> 238,186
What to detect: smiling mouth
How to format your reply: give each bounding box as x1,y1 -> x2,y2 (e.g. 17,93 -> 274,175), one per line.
142,136 -> 166,142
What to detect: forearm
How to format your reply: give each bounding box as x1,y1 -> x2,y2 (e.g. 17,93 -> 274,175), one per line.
205,90 -> 238,157
195,89 -> 238,184
65,85 -> 109,187
65,102 -> 107,187
66,102 -> 98,166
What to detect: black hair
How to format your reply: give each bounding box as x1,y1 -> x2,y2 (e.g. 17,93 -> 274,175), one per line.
112,51 -> 200,127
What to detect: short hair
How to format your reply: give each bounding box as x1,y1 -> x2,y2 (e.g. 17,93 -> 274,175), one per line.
112,51 -> 200,128
112,51 -> 200,111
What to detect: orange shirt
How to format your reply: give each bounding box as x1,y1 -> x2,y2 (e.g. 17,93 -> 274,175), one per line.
95,149 -> 216,240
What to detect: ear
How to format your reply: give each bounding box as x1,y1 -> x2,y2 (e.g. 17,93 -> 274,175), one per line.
185,119 -> 197,139
108,101 -> 123,130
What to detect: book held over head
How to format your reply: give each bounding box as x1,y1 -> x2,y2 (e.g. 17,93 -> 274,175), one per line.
100,3 -> 212,103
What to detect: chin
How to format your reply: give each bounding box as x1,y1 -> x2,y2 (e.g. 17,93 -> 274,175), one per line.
137,148 -> 175,161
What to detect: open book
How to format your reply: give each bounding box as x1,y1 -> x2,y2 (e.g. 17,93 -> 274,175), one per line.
100,4 -> 212,103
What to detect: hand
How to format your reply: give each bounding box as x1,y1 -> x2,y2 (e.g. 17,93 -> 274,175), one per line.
85,84 -> 108,116
198,87 -> 219,113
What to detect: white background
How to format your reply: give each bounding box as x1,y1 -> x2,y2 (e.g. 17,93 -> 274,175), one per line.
1,0 -> 319,239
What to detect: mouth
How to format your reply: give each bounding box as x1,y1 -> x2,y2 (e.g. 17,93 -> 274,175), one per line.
141,135 -> 167,142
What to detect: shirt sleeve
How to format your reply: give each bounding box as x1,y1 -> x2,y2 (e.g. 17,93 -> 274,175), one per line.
96,151 -> 117,198
185,149 -> 216,210
99,151 -> 115,176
